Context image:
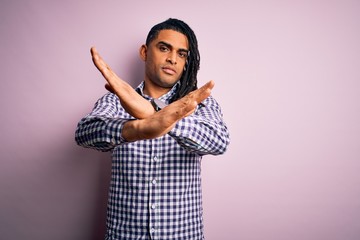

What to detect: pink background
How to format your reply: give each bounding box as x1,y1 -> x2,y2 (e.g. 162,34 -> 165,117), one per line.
1,0 -> 360,239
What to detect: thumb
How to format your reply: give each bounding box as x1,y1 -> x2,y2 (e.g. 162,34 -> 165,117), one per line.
105,83 -> 115,93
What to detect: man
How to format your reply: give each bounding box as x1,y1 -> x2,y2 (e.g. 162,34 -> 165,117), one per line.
75,18 -> 230,240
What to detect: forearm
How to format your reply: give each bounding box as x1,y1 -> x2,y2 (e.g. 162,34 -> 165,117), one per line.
169,117 -> 229,155
91,47 -> 154,119
109,80 -> 155,119
121,110 -> 179,142
168,97 -> 230,155
75,93 -> 133,151
75,116 -> 129,152
121,81 -> 218,143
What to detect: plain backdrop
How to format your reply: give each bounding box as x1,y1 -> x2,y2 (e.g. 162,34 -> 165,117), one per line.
1,0 -> 360,239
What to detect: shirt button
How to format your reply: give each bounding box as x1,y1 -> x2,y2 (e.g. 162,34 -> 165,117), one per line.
153,156 -> 158,162
152,179 -> 157,185
150,228 -> 156,233
151,203 -> 157,209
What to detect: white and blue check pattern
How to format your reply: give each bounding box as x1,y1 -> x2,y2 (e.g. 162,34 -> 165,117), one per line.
75,82 -> 230,240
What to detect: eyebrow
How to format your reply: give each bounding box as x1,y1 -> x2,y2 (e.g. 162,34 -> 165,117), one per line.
157,41 -> 189,53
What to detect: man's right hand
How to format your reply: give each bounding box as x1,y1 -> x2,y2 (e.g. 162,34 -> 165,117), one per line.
91,47 -> 155,119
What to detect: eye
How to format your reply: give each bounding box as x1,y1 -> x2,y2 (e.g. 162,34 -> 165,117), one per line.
178,51 -> 188,58
159,45 -> 169,52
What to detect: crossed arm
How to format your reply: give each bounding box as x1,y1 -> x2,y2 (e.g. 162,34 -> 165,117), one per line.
90,47 -> 215,142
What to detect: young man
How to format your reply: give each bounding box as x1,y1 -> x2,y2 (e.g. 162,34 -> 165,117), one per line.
75,18 -> 230,240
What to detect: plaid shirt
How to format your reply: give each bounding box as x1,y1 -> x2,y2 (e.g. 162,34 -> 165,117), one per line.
75,82 -> 230,240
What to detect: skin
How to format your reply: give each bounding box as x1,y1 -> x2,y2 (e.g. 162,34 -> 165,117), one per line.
91,47 -> 155,119
139,29 -> 190,98
91,29 -> 214,142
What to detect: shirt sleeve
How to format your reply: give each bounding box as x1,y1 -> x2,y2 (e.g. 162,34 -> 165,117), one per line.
75,93 -> 132,152
168,95 -> 230,156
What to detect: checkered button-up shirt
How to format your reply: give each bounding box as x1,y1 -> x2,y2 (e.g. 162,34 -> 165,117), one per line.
75,82 -> 230,240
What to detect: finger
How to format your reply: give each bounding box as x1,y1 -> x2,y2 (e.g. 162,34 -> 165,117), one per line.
90,47 -> 102,68
91,47 -> 112,74
90,46 -> 97,57
191,80 -> 214,98
190,80 -> 215,104
90,46 -> 103,64
198,80 -> 215,92
90,47 -> 120,88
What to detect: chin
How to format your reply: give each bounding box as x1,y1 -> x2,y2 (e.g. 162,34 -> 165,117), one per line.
158,79 -> 179,88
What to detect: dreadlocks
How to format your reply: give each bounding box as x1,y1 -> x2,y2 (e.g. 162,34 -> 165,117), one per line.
145,18 -> 200,103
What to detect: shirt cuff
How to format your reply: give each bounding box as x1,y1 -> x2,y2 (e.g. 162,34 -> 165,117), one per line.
105,117 -> 130,146
168,118 -> 204,151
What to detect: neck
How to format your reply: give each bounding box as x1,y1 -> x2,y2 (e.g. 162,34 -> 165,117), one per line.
143,82 -> 172,98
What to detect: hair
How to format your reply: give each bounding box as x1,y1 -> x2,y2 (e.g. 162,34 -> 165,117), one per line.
145,18 -> 200,103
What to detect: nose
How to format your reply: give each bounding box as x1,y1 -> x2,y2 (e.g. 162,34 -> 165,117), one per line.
166,51 -> 177,65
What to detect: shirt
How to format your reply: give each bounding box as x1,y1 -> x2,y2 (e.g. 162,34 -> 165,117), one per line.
75,82 -> 230,240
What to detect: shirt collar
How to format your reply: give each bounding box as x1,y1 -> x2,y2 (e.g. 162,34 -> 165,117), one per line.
136,81 -> 180,104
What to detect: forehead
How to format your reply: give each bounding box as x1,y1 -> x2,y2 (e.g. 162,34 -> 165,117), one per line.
152,29 -> 189,50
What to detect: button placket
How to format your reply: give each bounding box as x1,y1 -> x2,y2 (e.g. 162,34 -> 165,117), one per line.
149,139 -> 161,239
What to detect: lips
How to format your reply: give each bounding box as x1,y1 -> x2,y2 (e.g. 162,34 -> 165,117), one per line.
162,66 -> 176,75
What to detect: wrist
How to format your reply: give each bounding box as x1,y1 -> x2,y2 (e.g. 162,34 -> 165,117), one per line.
122,120 -> 142,142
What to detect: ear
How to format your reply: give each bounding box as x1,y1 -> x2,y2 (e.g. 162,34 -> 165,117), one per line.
139,44 -> 147,61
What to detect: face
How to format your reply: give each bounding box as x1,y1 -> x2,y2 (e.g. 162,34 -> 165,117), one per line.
140,29 -> 189,97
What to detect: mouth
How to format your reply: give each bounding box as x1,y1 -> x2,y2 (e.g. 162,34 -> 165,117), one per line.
162,66 -> 176,75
